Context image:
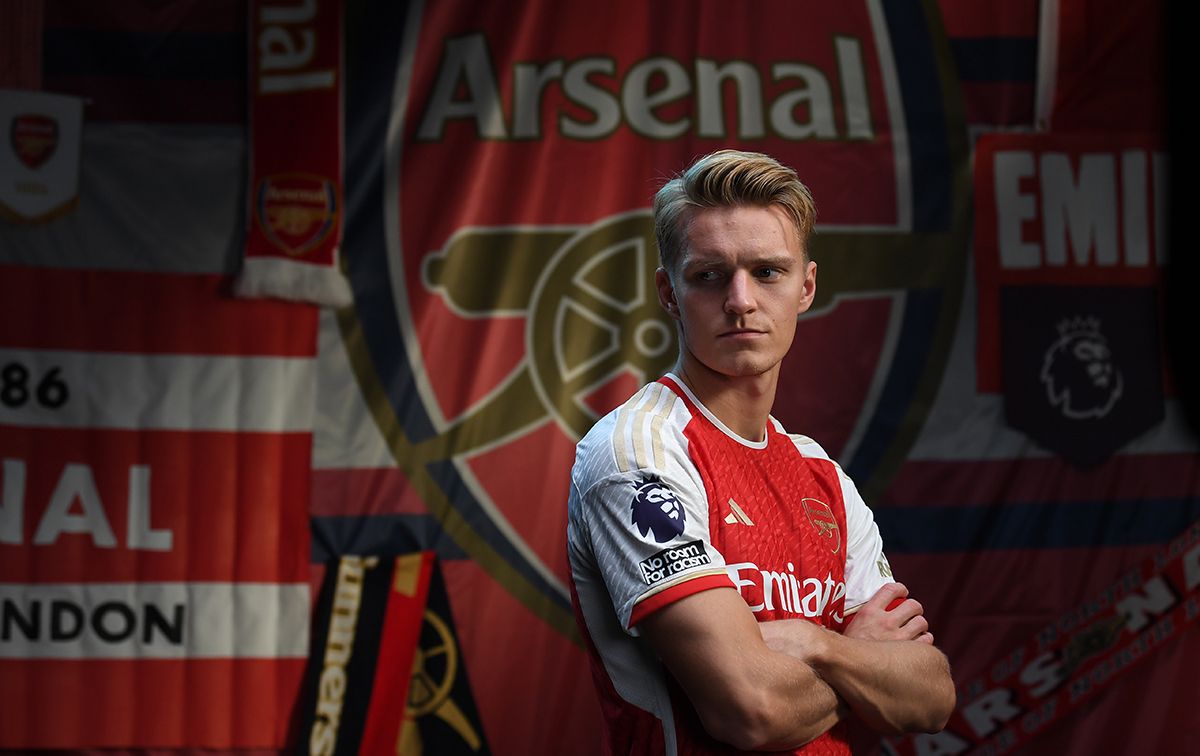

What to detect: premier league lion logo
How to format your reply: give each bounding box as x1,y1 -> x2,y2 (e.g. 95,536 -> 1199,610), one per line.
631,477 -> 685,544
1040,316 -> 1124,420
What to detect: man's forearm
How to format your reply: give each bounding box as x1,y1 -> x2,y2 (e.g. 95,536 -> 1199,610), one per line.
717,649 -> 844,750
643,589 -> 846,751
761,618 -> 955,734
810,631 -> 954,734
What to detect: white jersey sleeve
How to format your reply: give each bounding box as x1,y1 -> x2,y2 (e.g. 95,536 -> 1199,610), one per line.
836,461 -> 894,614
567,384 -> 732,635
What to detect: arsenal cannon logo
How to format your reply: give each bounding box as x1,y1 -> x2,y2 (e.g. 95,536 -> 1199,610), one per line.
340,0 -> 970,640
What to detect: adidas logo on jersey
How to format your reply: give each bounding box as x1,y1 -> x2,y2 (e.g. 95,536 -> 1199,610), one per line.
723,498 -> 755,526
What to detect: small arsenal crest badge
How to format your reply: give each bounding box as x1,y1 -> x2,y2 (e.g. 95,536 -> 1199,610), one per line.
11,114 -> 58,169
802,498 -> 841,554
255,173 -> 338,256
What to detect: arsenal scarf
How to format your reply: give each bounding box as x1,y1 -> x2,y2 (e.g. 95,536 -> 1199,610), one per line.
239,0 -> 351,307
300,552 -> 491,755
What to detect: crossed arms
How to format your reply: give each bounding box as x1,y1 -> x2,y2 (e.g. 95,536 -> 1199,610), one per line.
639,581 -> 955,751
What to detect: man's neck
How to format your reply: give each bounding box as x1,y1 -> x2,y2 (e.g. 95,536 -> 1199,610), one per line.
674,356 -> 778,442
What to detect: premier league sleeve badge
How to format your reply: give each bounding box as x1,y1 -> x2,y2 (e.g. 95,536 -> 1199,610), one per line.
630,476 -> 686,544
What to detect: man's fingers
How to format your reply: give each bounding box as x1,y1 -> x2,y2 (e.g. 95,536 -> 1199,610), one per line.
890,598 -> 924,626
848,582 -> 939,643
902,614 -> 929,639
875,581 -> 909,610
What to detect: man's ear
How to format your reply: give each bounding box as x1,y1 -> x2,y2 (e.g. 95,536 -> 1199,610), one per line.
656,267 -> 681,321
796,260 -> 817,316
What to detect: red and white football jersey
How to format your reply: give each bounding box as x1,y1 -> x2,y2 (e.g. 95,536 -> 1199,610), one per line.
567,374 -> 894,755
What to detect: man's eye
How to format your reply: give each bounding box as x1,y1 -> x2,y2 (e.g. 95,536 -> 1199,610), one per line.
755,267 -> 782,279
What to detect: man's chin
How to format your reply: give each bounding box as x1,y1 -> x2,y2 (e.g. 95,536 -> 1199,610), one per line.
683,348 -> 780,383
714,359 -> 776,380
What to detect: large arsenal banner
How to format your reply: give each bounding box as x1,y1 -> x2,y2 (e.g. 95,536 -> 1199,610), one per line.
332,0 -> 968,752
3,0 -> 1196,753
0,266 -> 316,748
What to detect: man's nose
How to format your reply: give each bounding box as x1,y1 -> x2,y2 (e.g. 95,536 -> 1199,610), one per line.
725,270 -> 756,314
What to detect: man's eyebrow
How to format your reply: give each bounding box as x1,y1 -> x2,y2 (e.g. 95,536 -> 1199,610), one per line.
679,254 -> 721,270
682,253 -> 796,268
752,254 -> 796,268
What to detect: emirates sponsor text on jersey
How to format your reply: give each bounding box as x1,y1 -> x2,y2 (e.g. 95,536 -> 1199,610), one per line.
727,561 -> 847,622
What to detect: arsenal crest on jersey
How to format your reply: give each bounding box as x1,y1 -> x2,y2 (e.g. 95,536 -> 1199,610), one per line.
802,498 -> 841,554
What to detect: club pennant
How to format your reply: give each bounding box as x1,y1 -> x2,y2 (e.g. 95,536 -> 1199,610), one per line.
0,89 -> 84,223
973,132 -> 1168,466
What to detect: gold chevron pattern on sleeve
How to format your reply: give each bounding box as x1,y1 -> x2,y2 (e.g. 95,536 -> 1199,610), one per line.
612,383 -> 676,473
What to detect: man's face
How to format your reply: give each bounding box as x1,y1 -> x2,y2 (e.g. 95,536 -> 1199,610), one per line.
655,204 -> 816,381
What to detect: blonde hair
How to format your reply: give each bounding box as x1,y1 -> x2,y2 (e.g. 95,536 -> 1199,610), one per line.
653,149 -> 816,274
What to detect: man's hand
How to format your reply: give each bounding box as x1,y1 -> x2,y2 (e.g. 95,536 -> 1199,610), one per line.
642,583 -> 955,745
758,583 -> 955,735
844,582 -> 933,644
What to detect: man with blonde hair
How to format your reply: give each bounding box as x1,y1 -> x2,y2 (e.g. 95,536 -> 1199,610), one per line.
567,150 -> 954,754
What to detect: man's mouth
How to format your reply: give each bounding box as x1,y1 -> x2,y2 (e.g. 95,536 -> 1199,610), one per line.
719,328 -> 766,338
